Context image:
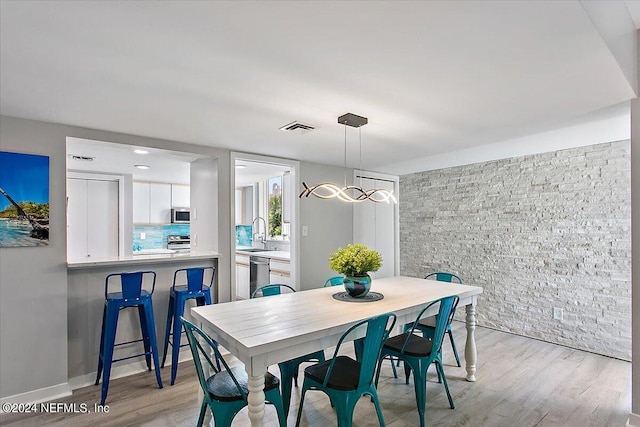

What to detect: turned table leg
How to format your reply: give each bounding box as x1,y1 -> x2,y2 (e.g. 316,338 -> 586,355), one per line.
247,371 -> 266,427
465,303 -> 477,382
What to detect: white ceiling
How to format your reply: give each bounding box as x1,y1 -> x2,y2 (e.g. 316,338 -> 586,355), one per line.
1,1 -> 637,175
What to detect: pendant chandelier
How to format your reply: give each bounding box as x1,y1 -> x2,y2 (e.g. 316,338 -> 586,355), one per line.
299,113 -> 397,204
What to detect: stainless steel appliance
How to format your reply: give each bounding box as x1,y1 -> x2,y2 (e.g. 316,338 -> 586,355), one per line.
167,235 -> 190,252
171,208 -> 190,223
249,255 -> 270,296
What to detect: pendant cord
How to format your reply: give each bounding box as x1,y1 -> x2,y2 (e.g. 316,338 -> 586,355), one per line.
359,126 -> 362,187
344,123 -> 347,187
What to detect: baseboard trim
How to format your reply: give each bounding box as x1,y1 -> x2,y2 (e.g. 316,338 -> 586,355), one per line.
627,412 -> 640,427
0,383 -> 72,406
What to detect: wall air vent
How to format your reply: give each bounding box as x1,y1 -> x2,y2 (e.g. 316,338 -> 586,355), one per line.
279,121 -> 315,133
68,155 -> 95,161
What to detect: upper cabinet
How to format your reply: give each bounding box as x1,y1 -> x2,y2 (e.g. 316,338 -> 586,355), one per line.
171,184 -> 190,207
134,181 -> 186,224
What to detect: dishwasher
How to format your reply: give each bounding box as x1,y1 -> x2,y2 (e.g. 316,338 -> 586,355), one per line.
249,255 -> 270,296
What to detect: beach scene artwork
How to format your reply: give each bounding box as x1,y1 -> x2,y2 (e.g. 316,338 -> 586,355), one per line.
0,151 -> 50,247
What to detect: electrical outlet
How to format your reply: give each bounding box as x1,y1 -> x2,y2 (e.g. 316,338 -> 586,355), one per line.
302,225 -> 308,237
140,232 -> 146,240
553,307 -> 563,321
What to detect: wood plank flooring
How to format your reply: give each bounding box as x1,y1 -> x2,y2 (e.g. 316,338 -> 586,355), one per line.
0,323 -> 631,427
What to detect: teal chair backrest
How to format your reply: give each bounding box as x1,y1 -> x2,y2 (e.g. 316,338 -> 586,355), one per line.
250,283 -> 296,298
323,276 -> 344,287
424,272 -> 462,284
403,296 -> 459,356
325,312 -> 396,389
180,316 -> 247,401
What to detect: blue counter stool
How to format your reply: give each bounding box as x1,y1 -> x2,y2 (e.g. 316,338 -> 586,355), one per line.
161,266 -> 220,385
95,271 -> 163,405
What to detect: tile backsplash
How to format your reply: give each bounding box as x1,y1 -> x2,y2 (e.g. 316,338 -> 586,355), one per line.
133,224 -> 190,250
235,225 -> 253,246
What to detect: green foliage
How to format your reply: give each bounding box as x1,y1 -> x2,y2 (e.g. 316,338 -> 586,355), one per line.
329,243 -> 382,276
268,194 -> 282,236
0,202 -> 49,219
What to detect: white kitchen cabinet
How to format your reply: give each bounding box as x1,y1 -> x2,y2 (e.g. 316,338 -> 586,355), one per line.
236,254 -> 250,299
171,184 -> 190,207
133,182 -> 150,223
134,181 -> 172,224
67,178 -> 119,260
150,183 -> 171,223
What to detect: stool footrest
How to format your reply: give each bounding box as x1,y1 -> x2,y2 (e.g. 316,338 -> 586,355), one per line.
111,351 -> 154,364
114,338 -> 145,347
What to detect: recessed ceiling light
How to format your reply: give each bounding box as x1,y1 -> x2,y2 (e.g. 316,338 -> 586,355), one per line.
134,149 -> 149,155
135,165 -> 150,170
235,164 -> 246,169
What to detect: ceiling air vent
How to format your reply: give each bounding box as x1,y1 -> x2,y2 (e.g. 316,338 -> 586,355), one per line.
279,121 -> 315,133
68,154 -> 95,161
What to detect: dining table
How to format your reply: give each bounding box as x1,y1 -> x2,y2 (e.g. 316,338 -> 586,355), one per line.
191,275 -> 483,427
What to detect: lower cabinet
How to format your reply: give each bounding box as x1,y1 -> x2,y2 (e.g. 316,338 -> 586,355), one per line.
269,259 -> 291,286
236,254 -> 250,299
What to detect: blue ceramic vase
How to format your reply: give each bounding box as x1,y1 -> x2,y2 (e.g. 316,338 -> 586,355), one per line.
343,274 -> 372,298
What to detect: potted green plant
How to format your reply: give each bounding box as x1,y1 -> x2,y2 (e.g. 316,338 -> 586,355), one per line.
328,243 -> 383,297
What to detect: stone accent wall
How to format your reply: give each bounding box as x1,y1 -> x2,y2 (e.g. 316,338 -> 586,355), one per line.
399,141 -> 631,360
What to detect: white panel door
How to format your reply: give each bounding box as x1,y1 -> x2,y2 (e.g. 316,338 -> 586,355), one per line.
88,180 -> 119,259
354,176 -> 397,279
67,178 -> 119,260
67,178 -> 89,260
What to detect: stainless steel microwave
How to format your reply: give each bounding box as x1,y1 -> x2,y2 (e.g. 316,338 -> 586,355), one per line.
171,208 -> 190,223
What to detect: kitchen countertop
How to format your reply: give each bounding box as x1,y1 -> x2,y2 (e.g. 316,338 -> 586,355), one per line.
236,248 -> 290,261
67,250 -> 220,269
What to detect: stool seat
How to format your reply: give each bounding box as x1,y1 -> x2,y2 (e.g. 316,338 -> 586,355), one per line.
95,271 -> 163,405
106,289 -> 151,303
162,267 -> 219,385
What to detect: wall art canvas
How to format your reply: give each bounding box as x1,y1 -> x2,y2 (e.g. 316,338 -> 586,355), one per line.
0,151 -> 50,247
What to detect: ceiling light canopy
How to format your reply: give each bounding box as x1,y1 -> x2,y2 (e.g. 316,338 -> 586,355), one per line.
299,113 -> 397,204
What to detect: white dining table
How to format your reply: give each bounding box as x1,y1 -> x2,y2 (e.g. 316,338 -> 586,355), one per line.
191,275 -> 483,427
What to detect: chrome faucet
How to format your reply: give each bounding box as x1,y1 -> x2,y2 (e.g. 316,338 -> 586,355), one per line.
252,216 -> 268,248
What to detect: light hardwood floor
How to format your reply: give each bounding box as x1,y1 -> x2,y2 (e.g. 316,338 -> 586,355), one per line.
0,323 -> 631,427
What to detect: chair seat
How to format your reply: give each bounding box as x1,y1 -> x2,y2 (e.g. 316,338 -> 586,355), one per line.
106,290 -> 151,302
171,284 -> 211,295
206,366 -> 280,402
384,333 -> 434,358
304,355 -> 361,391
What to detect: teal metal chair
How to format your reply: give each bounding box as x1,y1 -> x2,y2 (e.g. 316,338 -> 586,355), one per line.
418,272 -> 463,367
323,276 -> 344,287
250,283 -> 326,418
295,312 -> 397,427
377,296 -> 459,427
250,283 -> 296,298
180,317 -> 286,427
